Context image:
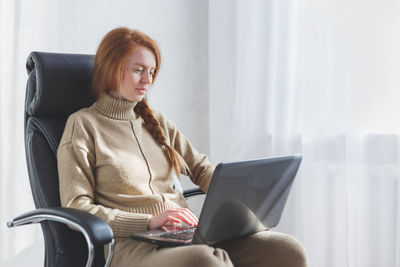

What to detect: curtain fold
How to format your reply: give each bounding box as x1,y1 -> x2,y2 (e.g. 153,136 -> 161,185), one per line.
209,0 -> 400,266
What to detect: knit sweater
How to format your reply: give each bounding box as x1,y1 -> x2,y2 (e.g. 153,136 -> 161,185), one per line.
57,94 -> 215,238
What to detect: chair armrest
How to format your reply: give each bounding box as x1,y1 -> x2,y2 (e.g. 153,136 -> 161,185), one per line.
183,188 -> 205,198
8,207 -> 113,245
7,207 -> 114,267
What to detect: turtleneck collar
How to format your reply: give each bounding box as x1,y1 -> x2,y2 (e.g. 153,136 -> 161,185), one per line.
93,94 -> 138,121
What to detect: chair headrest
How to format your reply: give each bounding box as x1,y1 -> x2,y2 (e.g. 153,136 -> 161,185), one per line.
26,52 -> 95,118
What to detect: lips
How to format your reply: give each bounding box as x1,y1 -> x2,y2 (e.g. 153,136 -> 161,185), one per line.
136,88 -> 147,94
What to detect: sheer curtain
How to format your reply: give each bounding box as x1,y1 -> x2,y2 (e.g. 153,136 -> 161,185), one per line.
209,0 -> 400,266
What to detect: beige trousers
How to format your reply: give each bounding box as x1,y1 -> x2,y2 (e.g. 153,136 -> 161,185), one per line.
109,231 -> 308,267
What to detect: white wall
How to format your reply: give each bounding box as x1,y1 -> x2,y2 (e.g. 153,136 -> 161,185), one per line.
0,0 -> 209,265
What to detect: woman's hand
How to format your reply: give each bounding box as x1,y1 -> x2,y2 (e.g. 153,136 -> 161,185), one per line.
148,208 -> 198,230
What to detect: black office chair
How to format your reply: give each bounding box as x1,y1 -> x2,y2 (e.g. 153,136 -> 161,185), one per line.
7,52 -> 204,267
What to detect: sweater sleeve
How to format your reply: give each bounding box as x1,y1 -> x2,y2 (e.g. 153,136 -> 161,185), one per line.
57,117 -> 151,238
156,112 -> 215,192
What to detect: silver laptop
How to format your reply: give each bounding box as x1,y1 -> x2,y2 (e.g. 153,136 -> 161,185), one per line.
130,155 -> 302,247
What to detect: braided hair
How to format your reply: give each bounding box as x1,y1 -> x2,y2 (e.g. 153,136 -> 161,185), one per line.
134,99 -> 181,175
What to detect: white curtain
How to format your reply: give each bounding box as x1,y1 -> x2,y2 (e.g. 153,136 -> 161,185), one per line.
209,0 -> 400,266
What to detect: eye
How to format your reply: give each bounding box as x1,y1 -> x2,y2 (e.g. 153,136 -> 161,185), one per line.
134,68 -> 143,73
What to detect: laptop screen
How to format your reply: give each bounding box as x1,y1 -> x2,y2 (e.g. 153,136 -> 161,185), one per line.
193,155 -> 302,245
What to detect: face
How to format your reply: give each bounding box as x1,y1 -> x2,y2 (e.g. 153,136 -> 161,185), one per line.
110,46 -> 157,102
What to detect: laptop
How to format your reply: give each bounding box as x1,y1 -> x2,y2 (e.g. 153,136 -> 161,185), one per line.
130,154 -> 302,247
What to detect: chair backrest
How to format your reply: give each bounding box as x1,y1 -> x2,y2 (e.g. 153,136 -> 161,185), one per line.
25,52 -> 106,266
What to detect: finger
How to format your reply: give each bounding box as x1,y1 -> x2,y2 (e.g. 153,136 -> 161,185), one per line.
180,210 -> 198,226
180,208 -> 199,225
183,209 -> 199,224
174,212 -> 197,227
163,209 -> 198,226
165,211 -> 193,226
164,215 -> 182,225
168,208 -> 197,220
176,209 -> 198,226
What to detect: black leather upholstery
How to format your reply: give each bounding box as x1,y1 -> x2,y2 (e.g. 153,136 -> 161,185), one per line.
25,52 -> 94,118
24,52 -> 108,267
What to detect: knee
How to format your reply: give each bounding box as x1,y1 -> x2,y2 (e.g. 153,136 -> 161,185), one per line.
189,246 -> 233,267
262,232 -> 308,267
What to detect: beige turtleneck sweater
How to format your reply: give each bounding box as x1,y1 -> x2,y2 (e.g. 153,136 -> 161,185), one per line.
57,94 -> 215,238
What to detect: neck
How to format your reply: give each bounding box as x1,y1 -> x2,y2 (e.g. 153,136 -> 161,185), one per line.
93,93 -> 138,120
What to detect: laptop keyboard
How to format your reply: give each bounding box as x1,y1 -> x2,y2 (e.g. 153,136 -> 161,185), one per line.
159,227 -> 196,240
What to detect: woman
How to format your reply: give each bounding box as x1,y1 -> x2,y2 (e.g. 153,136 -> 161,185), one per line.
57,27 -> 308,267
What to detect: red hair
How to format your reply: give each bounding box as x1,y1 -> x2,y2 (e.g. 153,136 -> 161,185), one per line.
92,27 -> 182,175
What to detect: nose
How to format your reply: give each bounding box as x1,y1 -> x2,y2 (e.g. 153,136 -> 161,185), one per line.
141,72 -> 152,85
